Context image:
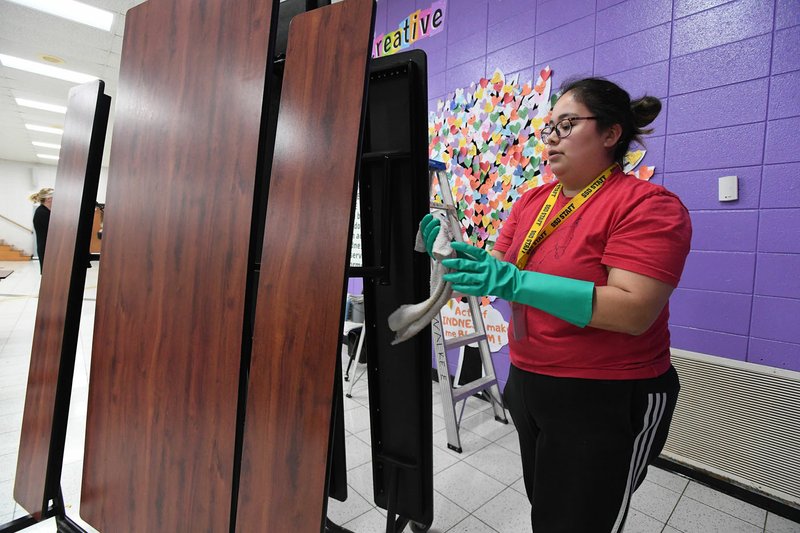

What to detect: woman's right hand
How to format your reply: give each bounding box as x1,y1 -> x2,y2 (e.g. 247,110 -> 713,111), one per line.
420,213 -> 441,258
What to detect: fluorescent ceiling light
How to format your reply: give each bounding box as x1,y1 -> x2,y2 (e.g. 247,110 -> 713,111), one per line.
16,98 -> 67,114
26,124 -> 63,135
32,141 -> 61,149
37,154 -> 60,160
0,54 -> 97,84
7,0 -> 114,31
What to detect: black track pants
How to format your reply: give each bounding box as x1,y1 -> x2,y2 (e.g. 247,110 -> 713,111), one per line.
503,364 -> 680,533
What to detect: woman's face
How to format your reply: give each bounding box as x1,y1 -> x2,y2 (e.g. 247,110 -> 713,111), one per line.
545,91 -> 616,179
42,197 -> 53,209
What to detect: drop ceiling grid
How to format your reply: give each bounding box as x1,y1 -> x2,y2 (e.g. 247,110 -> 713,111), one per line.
0,0 -> 142,165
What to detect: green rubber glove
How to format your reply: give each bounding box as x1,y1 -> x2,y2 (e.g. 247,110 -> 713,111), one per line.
441,242 -> 595,328
420,213 -> 441,258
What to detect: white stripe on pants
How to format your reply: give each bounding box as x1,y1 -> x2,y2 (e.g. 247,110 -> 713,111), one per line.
610,392 -> 667,532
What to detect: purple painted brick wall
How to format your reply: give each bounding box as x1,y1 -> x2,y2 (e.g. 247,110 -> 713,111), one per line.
595,23 -> 671,76
665,124 -> 765,171
670,326 -> 749,361
776,0 -> 800,29
604,61 -> 670,98
755,253 -> 800,299
671,0 -> 773,57
765,116 -> 800,165
664,167 -> 761,210
772,25 -> 800,74
670,288 -> 753,335
596,0 -> 672,42
375,0 -> 800,375
686,211 -> 758,252
761,163 -> 800,208
673,0 -> 735,18
666,79 -> 769,134
758,209 -> 800,253
535,15 -> 594,65
670,34 -> 772,95
680,251 -> 756,293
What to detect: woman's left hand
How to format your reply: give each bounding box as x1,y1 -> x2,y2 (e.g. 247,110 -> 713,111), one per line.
442,242 -> 517,300
443,241 -> 596,328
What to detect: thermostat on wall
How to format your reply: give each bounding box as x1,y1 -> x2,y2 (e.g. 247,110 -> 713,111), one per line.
718,175 -> 738,202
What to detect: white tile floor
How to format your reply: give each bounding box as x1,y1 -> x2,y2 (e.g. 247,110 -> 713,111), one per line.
1,259 -> 798,533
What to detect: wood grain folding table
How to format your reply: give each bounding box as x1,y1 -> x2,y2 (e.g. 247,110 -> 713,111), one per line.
80,1 -> 277,531
236,1 -> 375,531
14,80 -> 109,520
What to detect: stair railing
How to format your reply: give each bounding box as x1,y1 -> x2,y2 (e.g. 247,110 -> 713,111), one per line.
0,213 -> 33,234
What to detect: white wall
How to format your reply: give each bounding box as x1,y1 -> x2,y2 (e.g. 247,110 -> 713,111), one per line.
97,166 -> 108,203
1,159 -> 40,255
0,158 -> 109,255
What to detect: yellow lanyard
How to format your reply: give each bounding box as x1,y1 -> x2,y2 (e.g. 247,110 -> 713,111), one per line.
515,163 -> 618,270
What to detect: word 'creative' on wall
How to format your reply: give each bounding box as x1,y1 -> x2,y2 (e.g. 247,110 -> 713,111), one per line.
373,1 -> 446,57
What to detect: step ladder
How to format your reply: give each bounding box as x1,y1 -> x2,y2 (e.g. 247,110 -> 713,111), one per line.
343,320 -> 367,398
428,159 -> 508,453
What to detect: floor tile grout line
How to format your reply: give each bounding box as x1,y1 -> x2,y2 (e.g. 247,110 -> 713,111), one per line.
0,296 -> 29,355
459,456 -> 519,489
436,486 -> 472,518
340,504 -> 379,530
661,475 -> 690,532
679,491 -> 771,530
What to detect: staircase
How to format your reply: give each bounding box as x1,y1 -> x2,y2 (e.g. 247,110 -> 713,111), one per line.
0,240 -> 32,261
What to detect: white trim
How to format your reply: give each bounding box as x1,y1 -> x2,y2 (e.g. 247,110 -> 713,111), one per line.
631,394 -> 661,490
633,393 -> 667,491
610,392 -> 667,533
660,450 -> 800,508
610,394 -> 654,532
671,348 -> 800,380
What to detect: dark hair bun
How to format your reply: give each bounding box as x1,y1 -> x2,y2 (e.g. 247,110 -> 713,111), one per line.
631,96 -> 661,129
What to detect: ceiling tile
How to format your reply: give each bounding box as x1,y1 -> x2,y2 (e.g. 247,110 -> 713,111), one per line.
0,0 -> 200,166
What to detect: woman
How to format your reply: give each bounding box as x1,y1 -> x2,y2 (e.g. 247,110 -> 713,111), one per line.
29,187 -> 54,273
423,78 -> 691,532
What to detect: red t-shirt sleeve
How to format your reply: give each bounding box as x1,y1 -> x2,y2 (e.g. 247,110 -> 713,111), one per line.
601,191 -> 692,287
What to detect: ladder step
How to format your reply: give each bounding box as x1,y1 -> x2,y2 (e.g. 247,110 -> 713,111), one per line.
453,375 -> 498,402
429,201 -> 456,214
445,332 -> 486,350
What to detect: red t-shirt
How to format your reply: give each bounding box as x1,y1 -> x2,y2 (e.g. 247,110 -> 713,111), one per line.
493,168 -> 692,380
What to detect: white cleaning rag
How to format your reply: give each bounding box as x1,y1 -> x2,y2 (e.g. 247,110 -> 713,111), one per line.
387,212 -> 456,344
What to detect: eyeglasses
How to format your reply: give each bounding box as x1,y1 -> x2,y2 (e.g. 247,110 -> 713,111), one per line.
540,116 -> 597,145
